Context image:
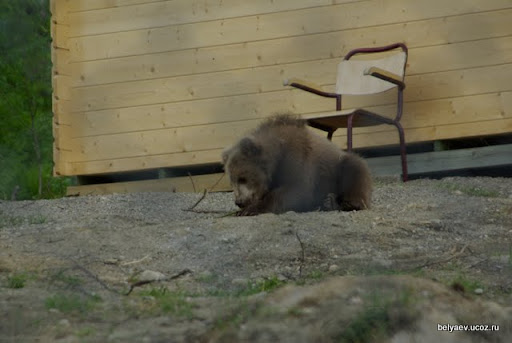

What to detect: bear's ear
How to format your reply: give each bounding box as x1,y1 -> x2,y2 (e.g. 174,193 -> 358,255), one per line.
239,137 -> 262,157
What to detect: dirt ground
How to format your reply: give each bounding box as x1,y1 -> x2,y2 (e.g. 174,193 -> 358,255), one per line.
1,176 -> 511,342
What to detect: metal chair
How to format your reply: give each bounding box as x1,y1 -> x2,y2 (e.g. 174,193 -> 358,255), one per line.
284,43 -> 409,181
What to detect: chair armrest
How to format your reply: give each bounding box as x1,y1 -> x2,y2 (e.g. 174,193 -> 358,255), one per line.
364,67 -> 405,90
283,78 -> 339,98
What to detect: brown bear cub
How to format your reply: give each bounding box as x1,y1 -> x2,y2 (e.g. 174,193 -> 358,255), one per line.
222,115 -> 372,215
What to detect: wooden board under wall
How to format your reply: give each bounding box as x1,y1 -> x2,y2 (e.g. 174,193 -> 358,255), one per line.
367,144 -> 512,176
65,143 -> 512,196
66,172 -> 231,196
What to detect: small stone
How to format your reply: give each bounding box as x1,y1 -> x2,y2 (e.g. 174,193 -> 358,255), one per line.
348,296 -> 362,305
474,288 -> 484,295
58,319 -> 70,327
328,264 -> 339,272
104,258 -> 120,265
232,278 -> 249,286
131,270 -> 166,283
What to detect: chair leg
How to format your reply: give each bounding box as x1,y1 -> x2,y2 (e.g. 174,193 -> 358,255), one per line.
327,130 -> 334,141
395,122 -> 408,182
347,114 -> 354,152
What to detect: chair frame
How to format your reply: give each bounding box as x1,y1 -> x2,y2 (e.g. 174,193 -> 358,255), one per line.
286,43 -> 409,181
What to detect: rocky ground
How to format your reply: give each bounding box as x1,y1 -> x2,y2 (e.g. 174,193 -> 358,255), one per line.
1,176 -> 511,342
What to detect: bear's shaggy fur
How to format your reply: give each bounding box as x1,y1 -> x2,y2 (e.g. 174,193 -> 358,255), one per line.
222,115 -> 372,215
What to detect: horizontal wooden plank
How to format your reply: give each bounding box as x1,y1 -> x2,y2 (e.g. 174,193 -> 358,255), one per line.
70,36 -> 512,112
69,63 -> 512,137
68,0 -> 362,37
50,0 -> 69,24
60,92 -> 512,163
53,122 -> 72,152
52,48 -> 70,76
53,100 -> 72,126
68,0 -> 512,62
51,23 -> 69,50
65,148 -> 224,175
67,0 -> 163,12
66,172 -> 231,196
368,144 -> 512,177
53,146 -> 69,176
60,116 -> 512,176
71,9 -> 512,87
52,75 -> 71,101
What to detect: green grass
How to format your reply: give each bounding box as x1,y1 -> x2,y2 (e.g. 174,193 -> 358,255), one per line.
45,294 -> 101,315
202,275 -> 287,298
51,270 -> 83,288
75,327 -> 95,338
0,213 -> 23,228
7,273 -> 29,289
306,270 -> 326,280
235,276 -> 286,297
138,287 -> 194,318
0,211 -> 47,228
337,291 -> 415,343
213,300 -> 258,332
449,275 -> 483,294
28,215 -> 46,224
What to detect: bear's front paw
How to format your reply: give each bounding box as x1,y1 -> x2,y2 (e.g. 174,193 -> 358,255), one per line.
323,193 -> 341,211
237,205 -> 261,216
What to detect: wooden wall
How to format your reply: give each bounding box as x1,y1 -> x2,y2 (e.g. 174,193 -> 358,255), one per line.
51,0 -> 512,176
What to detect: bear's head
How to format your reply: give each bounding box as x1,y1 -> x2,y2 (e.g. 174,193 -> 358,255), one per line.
222,137 -> 270,209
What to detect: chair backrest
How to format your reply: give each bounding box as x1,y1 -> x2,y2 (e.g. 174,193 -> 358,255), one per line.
335,51 -> 407,95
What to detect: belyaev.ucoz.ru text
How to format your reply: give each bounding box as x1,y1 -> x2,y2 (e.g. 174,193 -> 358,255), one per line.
437,324 -> 499,333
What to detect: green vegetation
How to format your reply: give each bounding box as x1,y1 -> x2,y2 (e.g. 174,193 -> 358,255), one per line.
138,287 -> 194,318
449,274 -> 483,294
0,212 -> 24,228
337,291 -> 415,343
438,182 -> 499,198
0,0 -> 70,200
50,269 -> 83,288
45,293 -> 101,315
306,269 -> 326,280
7,273 -> 29,289
0,211 -> 47,228
213,301 -> 257,332
235,276 -> 286,296
75,327 -> 96,338
200,275 -> 287,297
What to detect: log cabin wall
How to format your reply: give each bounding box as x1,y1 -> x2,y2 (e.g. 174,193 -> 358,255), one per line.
50,0 -> 512,177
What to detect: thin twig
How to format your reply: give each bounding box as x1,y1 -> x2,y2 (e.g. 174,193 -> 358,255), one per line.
295,230 -> 305,278
125,269 -> 192,295
188,172 -> 197,193
72,261 -> 121,294
412,243 -> 470,270
121,254 -> 150,266
208,173 -> 226,192
186,189 -> 208,211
